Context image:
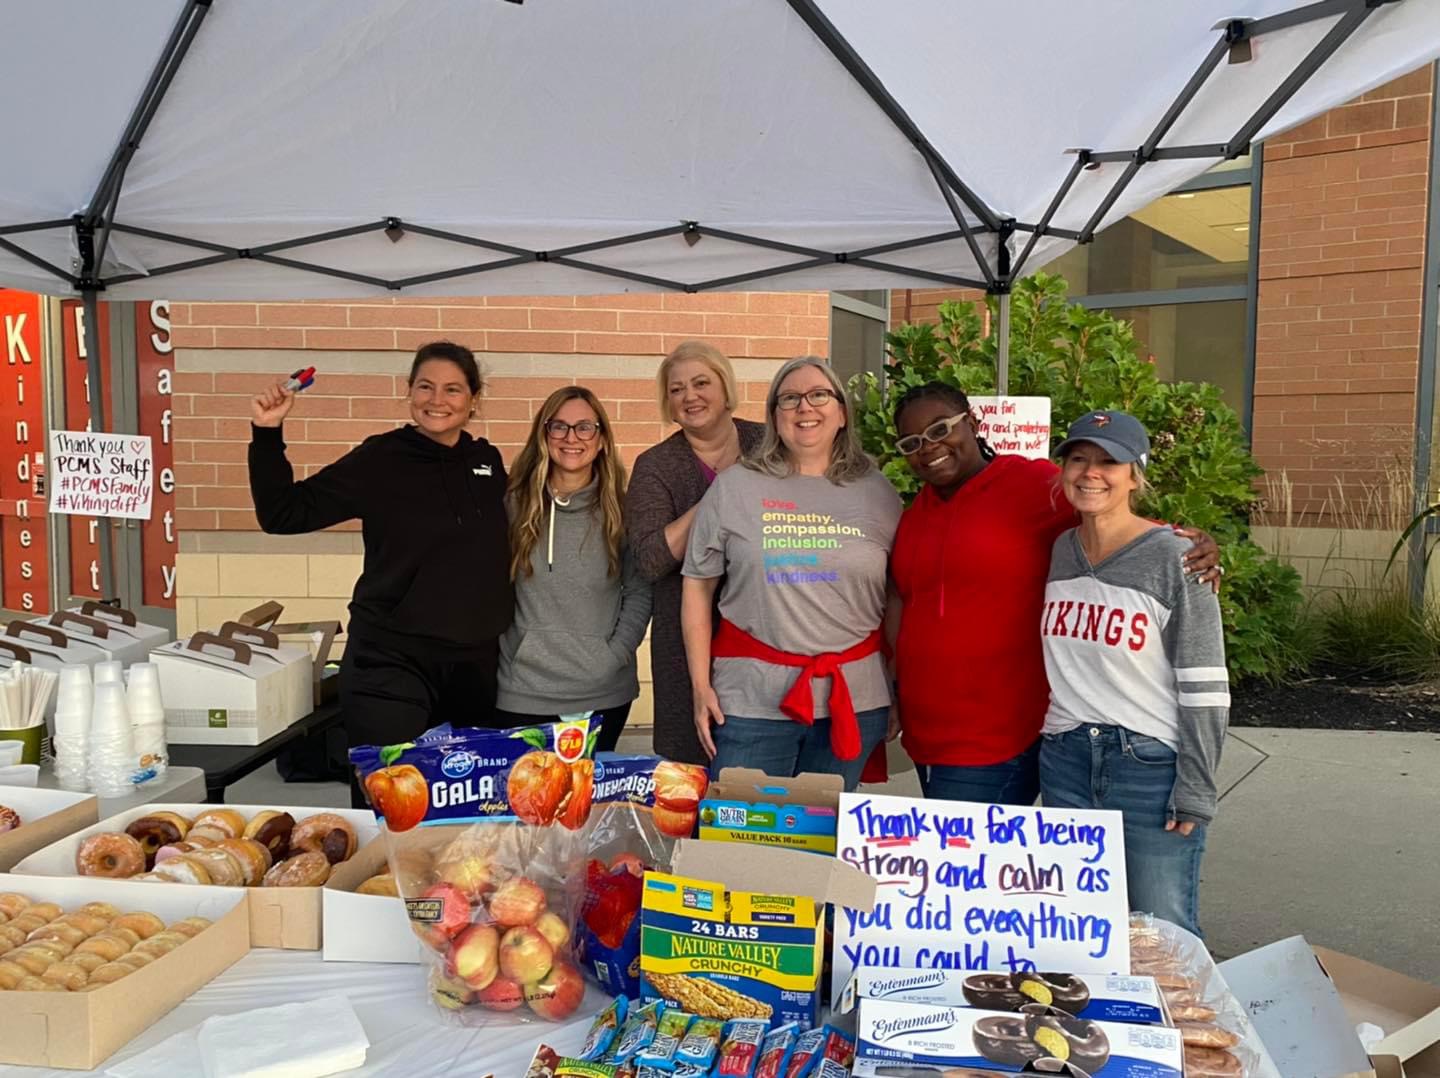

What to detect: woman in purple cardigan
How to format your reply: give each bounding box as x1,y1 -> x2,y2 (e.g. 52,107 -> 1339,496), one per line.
625,342 -> 764,764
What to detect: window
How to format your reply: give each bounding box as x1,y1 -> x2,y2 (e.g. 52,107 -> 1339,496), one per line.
1107,301 -> 1248,408
829,291 -> 889,386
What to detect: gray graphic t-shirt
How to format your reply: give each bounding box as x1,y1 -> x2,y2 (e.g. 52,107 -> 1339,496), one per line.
683,465 -> 902,720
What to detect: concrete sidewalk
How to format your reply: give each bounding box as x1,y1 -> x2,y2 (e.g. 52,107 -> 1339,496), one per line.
231,725 -> 1439,982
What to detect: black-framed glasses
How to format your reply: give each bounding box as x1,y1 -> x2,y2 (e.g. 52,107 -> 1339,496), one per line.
545,419 -> 600,441
895,411 -> 970,455
775,388 -> 838,411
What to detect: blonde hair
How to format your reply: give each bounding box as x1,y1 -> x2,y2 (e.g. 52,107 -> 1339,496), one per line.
1051,456 -> 1152,512
507,387 -> 628,580
656,341 -> 739,422
745,356 -> 874,484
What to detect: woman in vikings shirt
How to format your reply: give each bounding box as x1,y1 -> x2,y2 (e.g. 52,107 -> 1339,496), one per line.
681,357 -> 902,791
1039,410 -> 1228,936
887,382 -> 1219,808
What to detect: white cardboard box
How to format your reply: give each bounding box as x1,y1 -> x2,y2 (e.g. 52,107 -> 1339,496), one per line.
0,785 -> 98,872
152,634 -> 312,745
322,835 -> 425,964
10,802 -> 377,949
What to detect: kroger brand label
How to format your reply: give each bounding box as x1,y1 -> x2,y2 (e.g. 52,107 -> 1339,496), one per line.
852,998 -> 1182,1078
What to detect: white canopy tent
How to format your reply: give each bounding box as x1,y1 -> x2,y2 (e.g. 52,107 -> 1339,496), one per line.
4,0 -> 1440,594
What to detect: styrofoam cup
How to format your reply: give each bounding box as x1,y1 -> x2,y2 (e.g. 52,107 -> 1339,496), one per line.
94,660 -> 123,685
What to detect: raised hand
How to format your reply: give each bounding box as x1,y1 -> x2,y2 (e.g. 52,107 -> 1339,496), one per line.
251,381 -> 297,428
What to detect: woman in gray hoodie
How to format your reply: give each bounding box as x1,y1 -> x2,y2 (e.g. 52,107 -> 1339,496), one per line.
496,386 -> 652,751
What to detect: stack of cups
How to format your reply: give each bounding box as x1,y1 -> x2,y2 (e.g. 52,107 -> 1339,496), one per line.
53,664 -> 92,791
88,681 -> 137,797
94,660 -> 123,687
125,663 -> 168,782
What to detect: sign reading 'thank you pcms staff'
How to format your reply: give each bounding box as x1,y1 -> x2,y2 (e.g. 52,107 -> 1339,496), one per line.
832,792 -> 1130,1007
48,430 -> 154,521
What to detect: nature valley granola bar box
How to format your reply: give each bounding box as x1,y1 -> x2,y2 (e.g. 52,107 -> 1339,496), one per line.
639,840 -> 875,1030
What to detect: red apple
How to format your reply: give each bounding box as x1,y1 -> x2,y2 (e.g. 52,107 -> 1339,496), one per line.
449,923 -> 500,990
363,764 -> 429,832
609,852 -> 646,877
488,876 -> 547,927
507,751 -> 572,825
411,882 -> 471,951
653,761 -> 708,813
435,854 -> 498,900
525,961 -> 586,1021
499,925 -> 554,984
557,758 -> 595,832
535,910 -> 571,951
430,971 -> 475,1010
474,975 -> 525,1012
652,803 -> 698,839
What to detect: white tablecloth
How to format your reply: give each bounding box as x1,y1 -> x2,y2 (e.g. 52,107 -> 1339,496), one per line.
0,949 -> 607,1078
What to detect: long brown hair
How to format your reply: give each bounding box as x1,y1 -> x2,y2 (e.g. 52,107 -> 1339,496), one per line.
507,386 -> 627,580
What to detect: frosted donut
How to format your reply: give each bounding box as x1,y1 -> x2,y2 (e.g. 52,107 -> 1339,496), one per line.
125,814 -> 189,868
154,841 -> 198,865
191,809 -> 245,839
243,810 -> 295,862
57,913 -> 110,935
0,805 -> 20,833
115,951 -> 154,969
185,829 -> 224,847
23,902 -> 61,923
263,851 -> 331,888
0,924 -> 26,949
29,923 -> 86,948
290,813 -> 357,864
1181,1024 -> 1242,1050
217,838 -> 272,886
76,935 -> 130,962
69,952 -> 106,974
87,962 -> 132,985
76,901 -> 120,921
111,912 -> 166,940
41,961 -> 89,991
151,856 -> 214,885
76,833 -> 146,878
0,893 -> 31,918
166,916 -> 213,938
184,848 -> 247,887
0,959 -> 25,989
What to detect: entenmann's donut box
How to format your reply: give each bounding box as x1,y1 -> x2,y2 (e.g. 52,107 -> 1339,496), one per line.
0,874 -> 249,1069
853,997 -> 1184,1077
0,786 -> 97,872
9,803 -> 376,950
322,835 -> 425,964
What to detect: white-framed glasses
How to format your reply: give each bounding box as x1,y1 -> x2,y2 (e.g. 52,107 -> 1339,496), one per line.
895,411 -> 970,455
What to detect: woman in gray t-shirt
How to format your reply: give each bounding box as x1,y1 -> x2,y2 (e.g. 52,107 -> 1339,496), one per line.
682,356 -> 902,790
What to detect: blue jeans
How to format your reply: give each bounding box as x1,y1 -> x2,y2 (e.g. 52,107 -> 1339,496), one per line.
917,740 -> 1041,806
710,708 -> 890,792
1039,725 -> 1207,937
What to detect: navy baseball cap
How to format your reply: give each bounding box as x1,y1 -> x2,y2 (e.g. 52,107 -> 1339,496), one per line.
1056,410 -> 1151,469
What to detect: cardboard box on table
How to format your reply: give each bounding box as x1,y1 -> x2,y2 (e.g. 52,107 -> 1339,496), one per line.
639,839 -> 875,1030
24,606 -> 166,666
0,786 -> 97,871
11,802 -> 377,949
0,874 -> 249,1069
698,767 -> 843,854
322,835 -> 425,964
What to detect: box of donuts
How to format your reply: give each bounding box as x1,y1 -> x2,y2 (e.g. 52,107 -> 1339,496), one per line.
8,802 -> 377,949
322,835 -> 426,964
852,997 -> 1184,1077
0,874 -> 249,1068
0,786 -> 97,872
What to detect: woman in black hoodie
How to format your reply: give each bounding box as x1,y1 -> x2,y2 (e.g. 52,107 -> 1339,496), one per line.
249,340 -> 513,807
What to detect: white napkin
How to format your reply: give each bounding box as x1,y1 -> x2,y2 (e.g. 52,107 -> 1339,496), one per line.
0,763 -> 38,786
107,996 -> 368,1078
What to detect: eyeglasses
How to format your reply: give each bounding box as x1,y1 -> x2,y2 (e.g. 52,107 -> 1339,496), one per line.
545,419 -> 600,441
775,388 -> 838,411
895,412 -> 970,456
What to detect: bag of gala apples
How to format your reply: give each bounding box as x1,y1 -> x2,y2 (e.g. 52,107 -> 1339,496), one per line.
350,721 -> 599,1026
577,754 -> 709,998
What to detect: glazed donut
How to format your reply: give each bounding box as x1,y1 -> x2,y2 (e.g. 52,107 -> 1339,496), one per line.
1184,1046 -> 1244,1077
100,926 -> 141,948
1181,1024 -> 1242,1049
148,930 -> 190,949
14,975 -> 56,991
76,935 -> 130,962
0,924 -> 26,949
185,829 -> 224,847
87,962 -> 132,985
111,912 -> 165,940
356,873 -> 399,897
57,913 -> 110,936
69,952 -> 106,975
1170,1002 -> 1219,1023
0,893 -> 31,917
0,804 -> 20,833
155,841 -> 200,866
8,947 -> 59,975
217,838 -> 272,886
115,950 -> 154,969
263,850 -> 331,888
151,856 -> 213,885
76,833 -> 146,878
133,937 -> 180,959
125,814 -> 189,868
184,848 -> 247,887
290,813 -> 357,864
41,961 -> 89,990
77,901 -> 120,921
0,959 -> 25,989
29,923 -> 87,948
26,936 -> 73,957
191,809 -> 245,839
23,902 -> 61,923
9,912 -> 49,935
166,916 -> 213,938
243,810 -> 295,862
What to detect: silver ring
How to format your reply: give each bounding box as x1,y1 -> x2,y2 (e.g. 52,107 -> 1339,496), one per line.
1217,566 -> 1225,575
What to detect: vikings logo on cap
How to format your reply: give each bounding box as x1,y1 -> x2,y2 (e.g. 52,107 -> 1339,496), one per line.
1091,413 -> 1111,427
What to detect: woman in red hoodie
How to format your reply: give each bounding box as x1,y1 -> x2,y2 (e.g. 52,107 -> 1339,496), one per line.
887,382 -> 1219,805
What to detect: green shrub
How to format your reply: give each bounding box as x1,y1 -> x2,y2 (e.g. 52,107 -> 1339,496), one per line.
854,272 -> 1309,684
1308,586 -> 1440,682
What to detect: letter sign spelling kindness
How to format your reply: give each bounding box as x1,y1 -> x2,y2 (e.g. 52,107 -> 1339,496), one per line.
831,792 -> 1130,1007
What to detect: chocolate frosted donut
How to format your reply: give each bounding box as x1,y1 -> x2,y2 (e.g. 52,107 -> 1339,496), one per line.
963,973 -> 1025,1011
1013,971 -> 1091,1015
972,1015 -> 1044,1067
1025,1013 -> 1111,1073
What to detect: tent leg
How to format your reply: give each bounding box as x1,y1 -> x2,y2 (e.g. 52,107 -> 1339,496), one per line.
996,292 -> 1011,395
81,289 -> 117,602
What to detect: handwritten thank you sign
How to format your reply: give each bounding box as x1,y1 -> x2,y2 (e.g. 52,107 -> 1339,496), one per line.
832,792 -> 1129,1006
48,430 -> 154,520
970,396 -> 1051,459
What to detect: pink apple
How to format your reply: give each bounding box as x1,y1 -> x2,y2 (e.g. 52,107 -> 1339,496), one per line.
534,911 -> 571,952
449,923 -> 500,990
435,854 -> 497,899
499,925 -> 554,984
475,975 -> 525,1012
412,882 -> 471,952
488,876 -> 547,927
525,961 -> 586,1021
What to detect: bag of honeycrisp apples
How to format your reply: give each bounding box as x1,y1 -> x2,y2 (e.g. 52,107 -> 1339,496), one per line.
577,754 -> 710,998
351,720 -> 600,1026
